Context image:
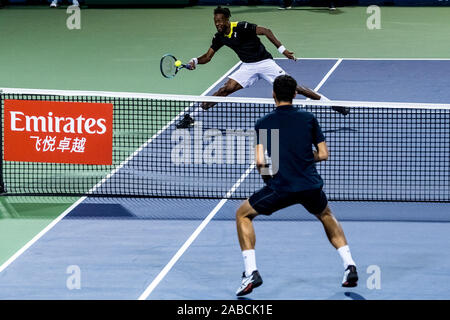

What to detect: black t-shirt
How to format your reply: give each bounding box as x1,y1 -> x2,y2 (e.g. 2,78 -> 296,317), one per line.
210,21 -> 273,63
255,105 -> 326,192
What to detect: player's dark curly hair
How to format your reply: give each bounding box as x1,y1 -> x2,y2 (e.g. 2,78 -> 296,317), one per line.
214,6 -> 231,18
273,75 -> 297,103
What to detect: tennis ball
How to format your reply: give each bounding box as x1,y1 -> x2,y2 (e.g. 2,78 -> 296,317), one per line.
175,60 -> 182,67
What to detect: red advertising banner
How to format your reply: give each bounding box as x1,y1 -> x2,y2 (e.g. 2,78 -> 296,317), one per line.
4,100 -> 113,165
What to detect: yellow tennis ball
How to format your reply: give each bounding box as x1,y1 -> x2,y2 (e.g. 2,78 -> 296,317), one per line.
175,60 -> 182,67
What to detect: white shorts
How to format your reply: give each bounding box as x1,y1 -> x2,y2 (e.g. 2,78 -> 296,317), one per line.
228,59 -> 287,88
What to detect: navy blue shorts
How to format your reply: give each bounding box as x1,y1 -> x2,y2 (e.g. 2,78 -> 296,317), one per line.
248,186 -> 328,215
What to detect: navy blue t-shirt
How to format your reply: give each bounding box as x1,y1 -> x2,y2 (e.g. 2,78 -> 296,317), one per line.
210,21 -> 273,63
255,105 -> 325,192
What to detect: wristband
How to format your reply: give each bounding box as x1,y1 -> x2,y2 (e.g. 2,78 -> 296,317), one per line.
277,45 -> 286,54
190,57 -> 198,66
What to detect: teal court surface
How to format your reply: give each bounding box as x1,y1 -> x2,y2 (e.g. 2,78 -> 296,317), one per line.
0,57 -> 449,299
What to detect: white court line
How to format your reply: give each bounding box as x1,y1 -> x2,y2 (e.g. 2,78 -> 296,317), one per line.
137,59 -> 343,300
314,58 -> 342,92
0,61 -> 243,275
0,197 -> 87,273
275,57 -> 450,61
138,164 -> 256,300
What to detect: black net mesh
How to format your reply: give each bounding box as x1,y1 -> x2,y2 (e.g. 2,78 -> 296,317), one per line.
1,90 -> 450,201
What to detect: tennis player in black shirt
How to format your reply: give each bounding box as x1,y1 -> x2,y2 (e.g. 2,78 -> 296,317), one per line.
235,75 -> 358,296
176,6 -> 348,129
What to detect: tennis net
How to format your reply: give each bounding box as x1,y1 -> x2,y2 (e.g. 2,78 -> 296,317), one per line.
1,88 -> 449,202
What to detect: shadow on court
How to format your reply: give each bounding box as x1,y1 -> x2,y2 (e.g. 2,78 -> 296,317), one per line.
326,291 -> 366,300
345,292 -> 366,300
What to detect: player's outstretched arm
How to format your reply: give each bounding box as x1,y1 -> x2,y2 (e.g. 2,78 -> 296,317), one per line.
255,144 -> 272,183
255,144 -> 266,172
256,26 -> 296,60
313,141 -> 329,162
189,48 -> 216,70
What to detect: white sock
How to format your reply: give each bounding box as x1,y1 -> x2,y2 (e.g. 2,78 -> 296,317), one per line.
242,249 -> 257,277
337,245 -> 356,269
319,94 -> 330,101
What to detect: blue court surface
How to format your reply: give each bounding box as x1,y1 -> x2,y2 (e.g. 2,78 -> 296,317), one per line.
0,58 -> 449,300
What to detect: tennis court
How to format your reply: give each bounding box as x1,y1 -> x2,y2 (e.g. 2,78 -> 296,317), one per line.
0,5 -> 449,300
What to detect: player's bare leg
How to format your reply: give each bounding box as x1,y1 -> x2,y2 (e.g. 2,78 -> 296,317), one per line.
314,205 -> 347,249
176,79 -> 243,128
315,205 -> 358,287
297,85 -> 321,100
236,199 -> 258,251
296,85 -> 350,115
201,78 -> 243,110
235,199 -> 263,296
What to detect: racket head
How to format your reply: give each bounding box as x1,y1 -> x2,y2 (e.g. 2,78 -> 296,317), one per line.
160,54 -> 178,78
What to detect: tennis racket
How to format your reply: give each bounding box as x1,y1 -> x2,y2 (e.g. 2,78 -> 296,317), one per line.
160,54 -> 192,78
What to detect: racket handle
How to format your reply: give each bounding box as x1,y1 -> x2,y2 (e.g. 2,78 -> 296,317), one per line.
184,64 -> 193,70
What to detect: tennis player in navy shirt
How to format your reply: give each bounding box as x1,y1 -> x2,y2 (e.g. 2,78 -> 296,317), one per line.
235,75 -> 358,297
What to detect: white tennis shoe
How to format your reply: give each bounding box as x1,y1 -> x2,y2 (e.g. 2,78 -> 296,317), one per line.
236,270 -> 263,296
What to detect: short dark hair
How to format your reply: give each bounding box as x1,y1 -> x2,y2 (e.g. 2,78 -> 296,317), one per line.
214,6 -> 231,18
273,75 -> 297,103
